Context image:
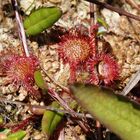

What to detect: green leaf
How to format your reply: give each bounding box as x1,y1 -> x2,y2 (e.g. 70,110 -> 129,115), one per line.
70,83 -> 140,140
42,101 -> 64,137
97,17 -> 108,28
0,116 -> 3,124
0,129 -> 10,135
34,70 -> 46,90
6,130 -> 26,140
23,7 -> 62,36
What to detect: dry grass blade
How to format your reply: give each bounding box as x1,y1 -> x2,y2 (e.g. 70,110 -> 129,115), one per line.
11,0 -> 30,57
120,69 -> 140,95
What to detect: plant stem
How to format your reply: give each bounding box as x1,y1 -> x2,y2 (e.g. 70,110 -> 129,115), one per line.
85,0 -> 140,21
90,3 -> 95,26
47,89 -> 91,133
11,0 -> 30,57
96,121 -> 102,140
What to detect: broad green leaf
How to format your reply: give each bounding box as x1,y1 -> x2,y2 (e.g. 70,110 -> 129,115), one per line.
24,7 -> 62,36
70,83 -> 140,140
6,130 -> 26,140
34,70 -> 46,90
42,102 -> 63,137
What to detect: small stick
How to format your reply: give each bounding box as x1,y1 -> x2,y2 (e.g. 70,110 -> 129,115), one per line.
90,3 -> 102,139
120,69 -> 140,95
58,129 -> 65,140
47,89 -> 91,133
96,121 -> 102,140
42,67 -> 70,94
85,0 -> 140,21
89,2 -> 98,55
90,3 -> 95,26
0,97 -> 93,119
11,0 -> 30,57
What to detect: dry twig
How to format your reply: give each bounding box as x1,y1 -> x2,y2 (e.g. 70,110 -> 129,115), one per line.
0,97 -> 93,119
125,0 -> 140,11
85,0 -> 140,21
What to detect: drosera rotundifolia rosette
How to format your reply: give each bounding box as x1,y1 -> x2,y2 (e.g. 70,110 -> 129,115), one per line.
57,24 -> 120,85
